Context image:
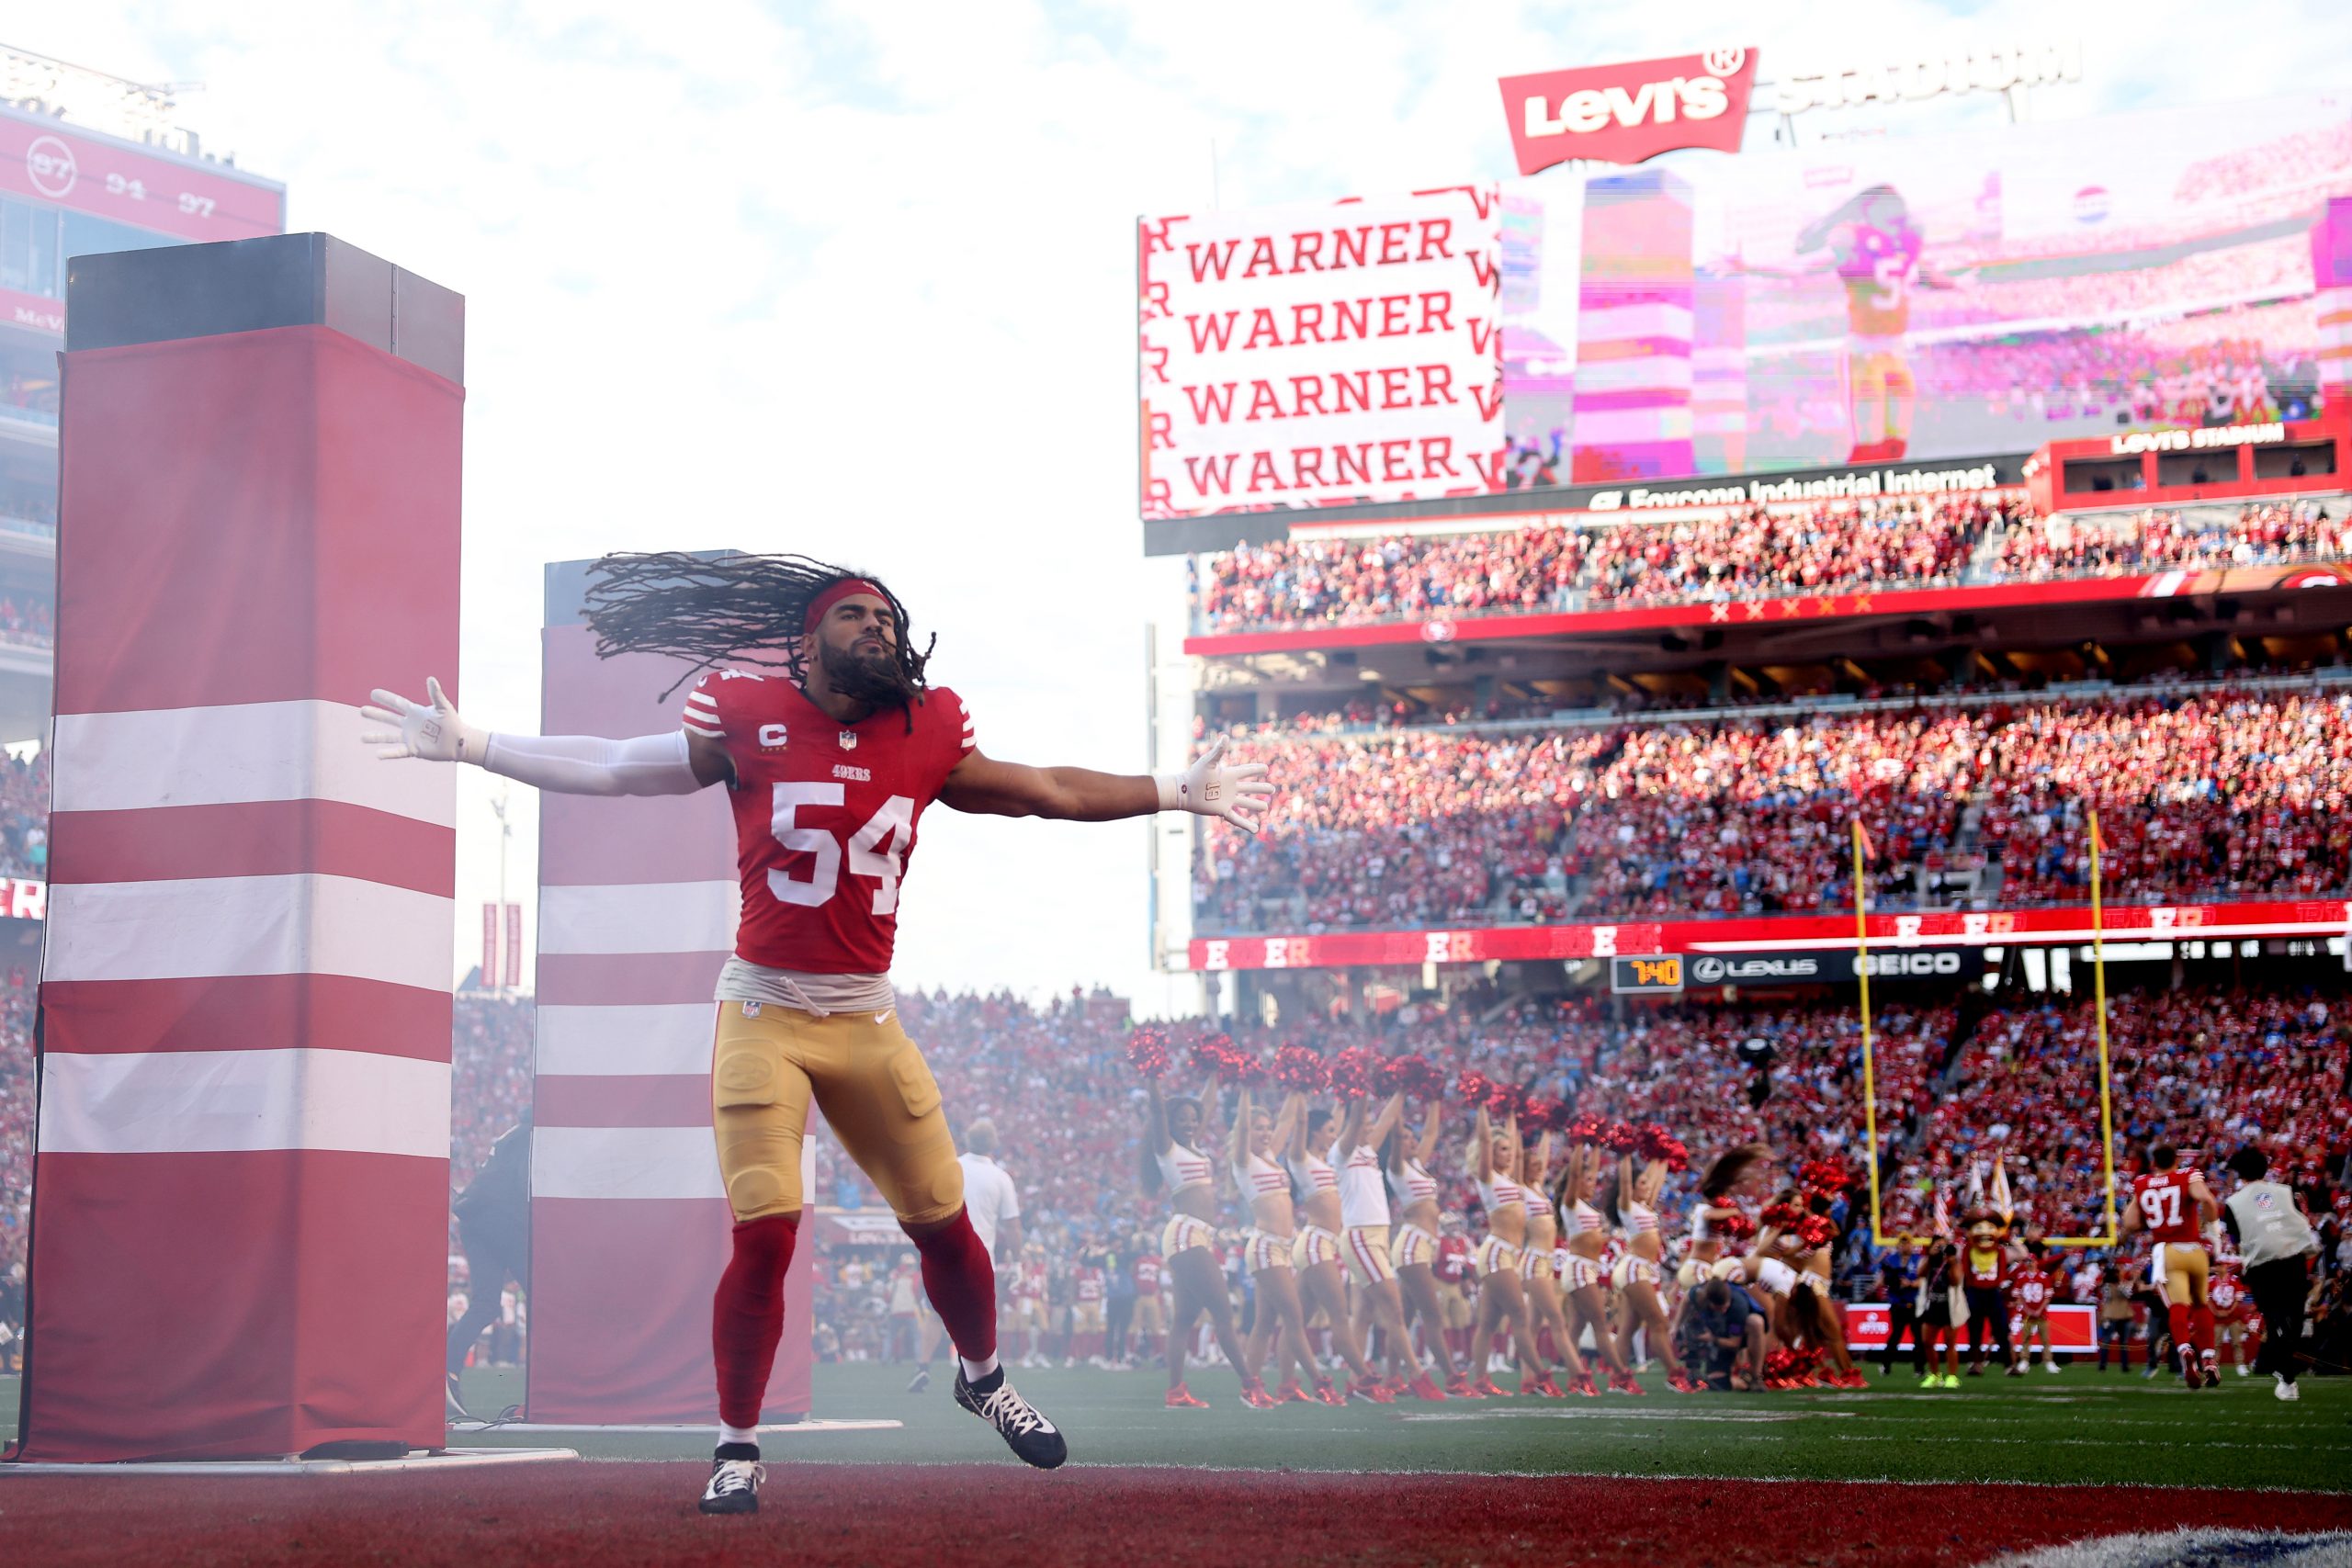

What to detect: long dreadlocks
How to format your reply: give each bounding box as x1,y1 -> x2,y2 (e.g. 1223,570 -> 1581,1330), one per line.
581,551 -> 935,711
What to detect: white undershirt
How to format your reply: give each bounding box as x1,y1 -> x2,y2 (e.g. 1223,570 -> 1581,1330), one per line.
716,955 -> 896,1015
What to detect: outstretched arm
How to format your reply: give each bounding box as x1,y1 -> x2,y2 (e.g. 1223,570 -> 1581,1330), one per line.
362,678 -> 728,795
1227,1082 -> 1254,1174
1335,1095 -> 1368,1156
1638,1159 -> 1668,1206
1414,1107 -> 1442,1168
1143,1079 -> 1173,1157
1365,1091 -> 1405,1150
1270,1091 -> 1301,1153
939,735 -> 1272,832
1469,1106 -> 1495,1181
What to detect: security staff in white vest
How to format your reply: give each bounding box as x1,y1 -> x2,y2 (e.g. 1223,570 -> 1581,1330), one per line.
2220,1147 -> 2319,1403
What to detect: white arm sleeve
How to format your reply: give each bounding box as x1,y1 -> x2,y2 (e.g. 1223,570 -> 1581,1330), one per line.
478,729 -> 706,797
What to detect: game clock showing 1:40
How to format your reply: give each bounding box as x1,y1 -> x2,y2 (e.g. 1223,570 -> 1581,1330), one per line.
1610,955 -> 1684,995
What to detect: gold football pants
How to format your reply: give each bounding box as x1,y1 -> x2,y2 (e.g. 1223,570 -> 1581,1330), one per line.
710,1000 -> 964,1226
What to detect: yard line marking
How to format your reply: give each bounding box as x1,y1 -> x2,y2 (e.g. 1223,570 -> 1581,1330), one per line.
1397,1408 -> 1855,1424
1826,1434 -> 2321,1453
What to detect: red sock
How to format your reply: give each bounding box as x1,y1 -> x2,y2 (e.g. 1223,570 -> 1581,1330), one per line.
712,1213 -> 798,1430
2190,1305 -> 2215,1359
2165,1302 -> 2191,1363
910,1209 -> 998,1367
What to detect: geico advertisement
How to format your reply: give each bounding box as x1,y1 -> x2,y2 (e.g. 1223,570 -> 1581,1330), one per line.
1686,949 -> 1970,985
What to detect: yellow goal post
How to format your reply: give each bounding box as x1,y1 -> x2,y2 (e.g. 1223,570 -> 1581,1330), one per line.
1856,810 -> 2120,1250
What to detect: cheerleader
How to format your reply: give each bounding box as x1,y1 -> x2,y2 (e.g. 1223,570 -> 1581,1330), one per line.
1385,1104 -> 1473,1396
1522,1132 -> 1602,1395
1736,1190 -> 1863,1389
1465,1106 -> 1552,1396
1600,1151 -> 1700,1393
1793,1191 -> 1865,1388
1142,1077 -> 1267,1409
1229,1080 -> 1321,1404
1284,1100 -> 1389,1404
1682,1145 -> 1770,1288
1558,1140 -> 1640,1393
1335,1091 -> 1446,1402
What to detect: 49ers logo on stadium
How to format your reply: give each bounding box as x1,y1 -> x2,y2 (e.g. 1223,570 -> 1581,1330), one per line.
1498,48 -> 1759,176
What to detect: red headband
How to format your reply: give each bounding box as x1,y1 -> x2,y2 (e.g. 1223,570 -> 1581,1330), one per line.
804,577 -> 888,636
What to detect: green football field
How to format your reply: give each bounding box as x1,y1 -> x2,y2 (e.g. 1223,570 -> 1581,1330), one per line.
8,1364 -> 2348,1492
458,1362 -> 2350,1491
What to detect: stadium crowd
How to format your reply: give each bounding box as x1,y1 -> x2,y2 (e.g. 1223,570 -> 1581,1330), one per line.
1985,502 -> 2349,581
1196,684 -> 2352,933
1192,491 -> 2344,635
9,964 -> 2346,1387
820,980 -> 2349,1388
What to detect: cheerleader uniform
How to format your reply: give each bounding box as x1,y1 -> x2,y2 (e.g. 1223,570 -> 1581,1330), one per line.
1284,1148 -> 1343,1270
1474,1176 -> 1524,1277
1156,1141 -> 1216,1258
1387,1158 -> 1442,1269
1238,1149 -> 1295,1275
1562,1199 -> 1611,1292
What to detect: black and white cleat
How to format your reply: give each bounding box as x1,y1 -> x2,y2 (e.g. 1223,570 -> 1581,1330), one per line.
698,1457 -> 764,1515
954,1369 -> 1068,1470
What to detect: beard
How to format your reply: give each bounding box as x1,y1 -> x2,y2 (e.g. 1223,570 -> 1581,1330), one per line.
817,633 -> 914,710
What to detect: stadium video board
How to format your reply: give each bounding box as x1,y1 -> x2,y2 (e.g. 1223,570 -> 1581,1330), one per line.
1138,92 -> 2352,549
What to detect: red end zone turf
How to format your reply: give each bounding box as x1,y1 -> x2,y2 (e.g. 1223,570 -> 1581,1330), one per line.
0,1464 -> 2345,1567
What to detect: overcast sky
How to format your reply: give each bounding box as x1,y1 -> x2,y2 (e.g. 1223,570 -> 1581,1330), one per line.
22,2 -> 2352,1013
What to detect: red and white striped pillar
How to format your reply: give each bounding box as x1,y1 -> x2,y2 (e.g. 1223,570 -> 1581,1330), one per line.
525,559 -> 811,1425
24,234 -> 463,1461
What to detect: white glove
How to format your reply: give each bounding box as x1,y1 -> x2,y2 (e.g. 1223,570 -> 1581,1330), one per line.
361,677 -> 489,764
1156,735 -> 1274,833
359,678 -> 704,796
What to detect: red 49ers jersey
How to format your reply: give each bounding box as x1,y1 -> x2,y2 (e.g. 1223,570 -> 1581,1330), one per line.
2012,1267 -> 2049,1313
682,671 -> 975,974
2131,1168 -> 2203,1245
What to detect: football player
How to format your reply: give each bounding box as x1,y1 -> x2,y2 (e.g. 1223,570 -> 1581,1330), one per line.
2120,1144 -> 2222,1388
366,553 -> 1272,1511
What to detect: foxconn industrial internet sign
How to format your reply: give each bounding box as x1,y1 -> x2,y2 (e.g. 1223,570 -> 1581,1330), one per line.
1498,48 -> 1759,175
1138,186 -> 1505,519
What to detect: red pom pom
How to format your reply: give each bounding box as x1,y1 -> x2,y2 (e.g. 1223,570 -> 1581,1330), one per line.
1796,1214 -> 1838,1250
1271,1045 -> 1328,1094
1637,1124 -> 1689,1171
1714,1210 -> 1757,1244
1455,1069 -> 1496,1108
1327,1047 -> 1382,1101
1797,1156 -> 1853,1198
1600,1122 -> 1642,1156
1759,1199 -> 1804,1231
1568,1113 -> 1607,1145
1382,1054 -> 1446,1102
1125,1027 -> 1170,1079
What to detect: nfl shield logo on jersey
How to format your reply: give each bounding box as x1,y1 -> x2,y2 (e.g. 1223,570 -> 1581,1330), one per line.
839,729 -> 858,750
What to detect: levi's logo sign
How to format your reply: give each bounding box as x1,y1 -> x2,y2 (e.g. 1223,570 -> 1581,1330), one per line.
1498,48 -> 1758,175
